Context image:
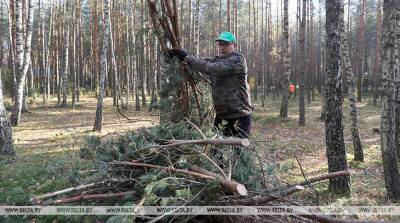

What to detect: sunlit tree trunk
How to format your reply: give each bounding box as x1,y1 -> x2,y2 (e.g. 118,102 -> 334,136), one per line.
380,0 -> 400,202
340,0 -> 363,162
325,0 -> 350,196
94,0 -> 111,132
10,0 -> 34,126
280,0 -> 290,118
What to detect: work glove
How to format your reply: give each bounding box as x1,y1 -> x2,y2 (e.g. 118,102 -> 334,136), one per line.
168,49 -> 188,61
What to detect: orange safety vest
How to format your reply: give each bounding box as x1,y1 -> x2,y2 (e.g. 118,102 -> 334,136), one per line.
289,84 -> 295,93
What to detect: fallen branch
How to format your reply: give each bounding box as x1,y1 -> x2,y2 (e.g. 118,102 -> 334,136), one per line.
164,138 -> 250,147
46,191 -> 135,205
219,185 -> 304,205
31,182 -> 98,204
31,179 -> 127,204
112,161 -> 247,195
286,170 -> 350,188
189,165 -> 248,196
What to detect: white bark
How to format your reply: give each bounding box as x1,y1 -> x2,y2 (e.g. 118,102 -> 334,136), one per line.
94,0 -> 111,132
10,0 -> 34,126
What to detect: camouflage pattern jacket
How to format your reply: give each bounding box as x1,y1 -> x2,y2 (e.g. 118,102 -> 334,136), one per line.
184,52 -> 253,119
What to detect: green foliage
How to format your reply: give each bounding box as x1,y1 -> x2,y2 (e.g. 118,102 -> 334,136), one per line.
159,57 -> 214,126
77,121 -> 278,223
0,68 -> 14,98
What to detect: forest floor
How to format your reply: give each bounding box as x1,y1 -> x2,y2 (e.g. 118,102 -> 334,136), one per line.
0,93 -> 398,222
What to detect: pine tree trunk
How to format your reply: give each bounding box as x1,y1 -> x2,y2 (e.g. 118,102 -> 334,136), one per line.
380,0 -> 400,202
61,25 -> 69,108
279,0 -> 290,118
356,0 -> 365,102
109,3 -> 121,108
10,0 -> 33,126
373,0 -> 382,106
72,1 -> 77,109
192,0 -> 200,55
298,0 -> 306,126
325,0 -> 350,196
140,0 -> 146,108
227,0 -> 230,31
340,1 -> 364,162
94,0 -> 111,132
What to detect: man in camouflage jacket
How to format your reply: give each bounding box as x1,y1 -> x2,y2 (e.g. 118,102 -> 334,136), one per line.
169,32 -> 253,138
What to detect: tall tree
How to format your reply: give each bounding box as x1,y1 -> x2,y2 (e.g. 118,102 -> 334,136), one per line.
61,2 -> 69,108
373,0 -> 382,106
340,0 -> 363,162
227,0 -> 230,31
355,0 -> 365,102
279,0 -> 290,118
298,0 -> 305,126
325,0 -> 350,196
10,0 -> 34,126
380,0 -> 400,202
94,0 -> 111,132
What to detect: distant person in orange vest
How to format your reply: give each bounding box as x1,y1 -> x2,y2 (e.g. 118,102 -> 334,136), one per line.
289,83 -> 296,100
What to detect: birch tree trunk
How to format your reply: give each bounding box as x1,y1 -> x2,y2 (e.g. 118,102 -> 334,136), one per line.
340,0 -> 364,162
8,0 -> 17,102
94,0 -> 111,132
61,1 -> 69,108
279,0 -> 290,118
10,0 -> 34,126
61,25 -> 69,108
325,0 -> 350,196
380,0 -> 400,202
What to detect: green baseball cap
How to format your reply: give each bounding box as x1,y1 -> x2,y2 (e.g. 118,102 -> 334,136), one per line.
215,32 -> 236,43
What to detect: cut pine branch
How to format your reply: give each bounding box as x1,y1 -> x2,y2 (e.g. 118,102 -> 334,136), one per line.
285,170 -> 350,188
112,161 -> 247,195
189,165 -> 248,196
219,185 -> 304,205
31,179 -> 125,204
164,138 -> 250,147
46,191 -> 135,205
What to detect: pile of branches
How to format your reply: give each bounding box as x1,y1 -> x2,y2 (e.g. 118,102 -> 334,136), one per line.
147,0 -> 214,126
31,122 -> 351,223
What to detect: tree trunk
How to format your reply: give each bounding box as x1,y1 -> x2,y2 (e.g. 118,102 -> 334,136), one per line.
10,0 -> 34,127
380,0 -> 400,202
324,0 -> 350,196
298,0 -> 306,126
61,25 -> 69,108
356,0 -> 365,102
0,68 -> 14,156
94,0 -> 111,132
279,0 -> 290,118
140,0 -> 146,108
72,0 -> 77,109
192,0 -> 200,54
340,0 -> 364,162
373,0 -> 382,106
